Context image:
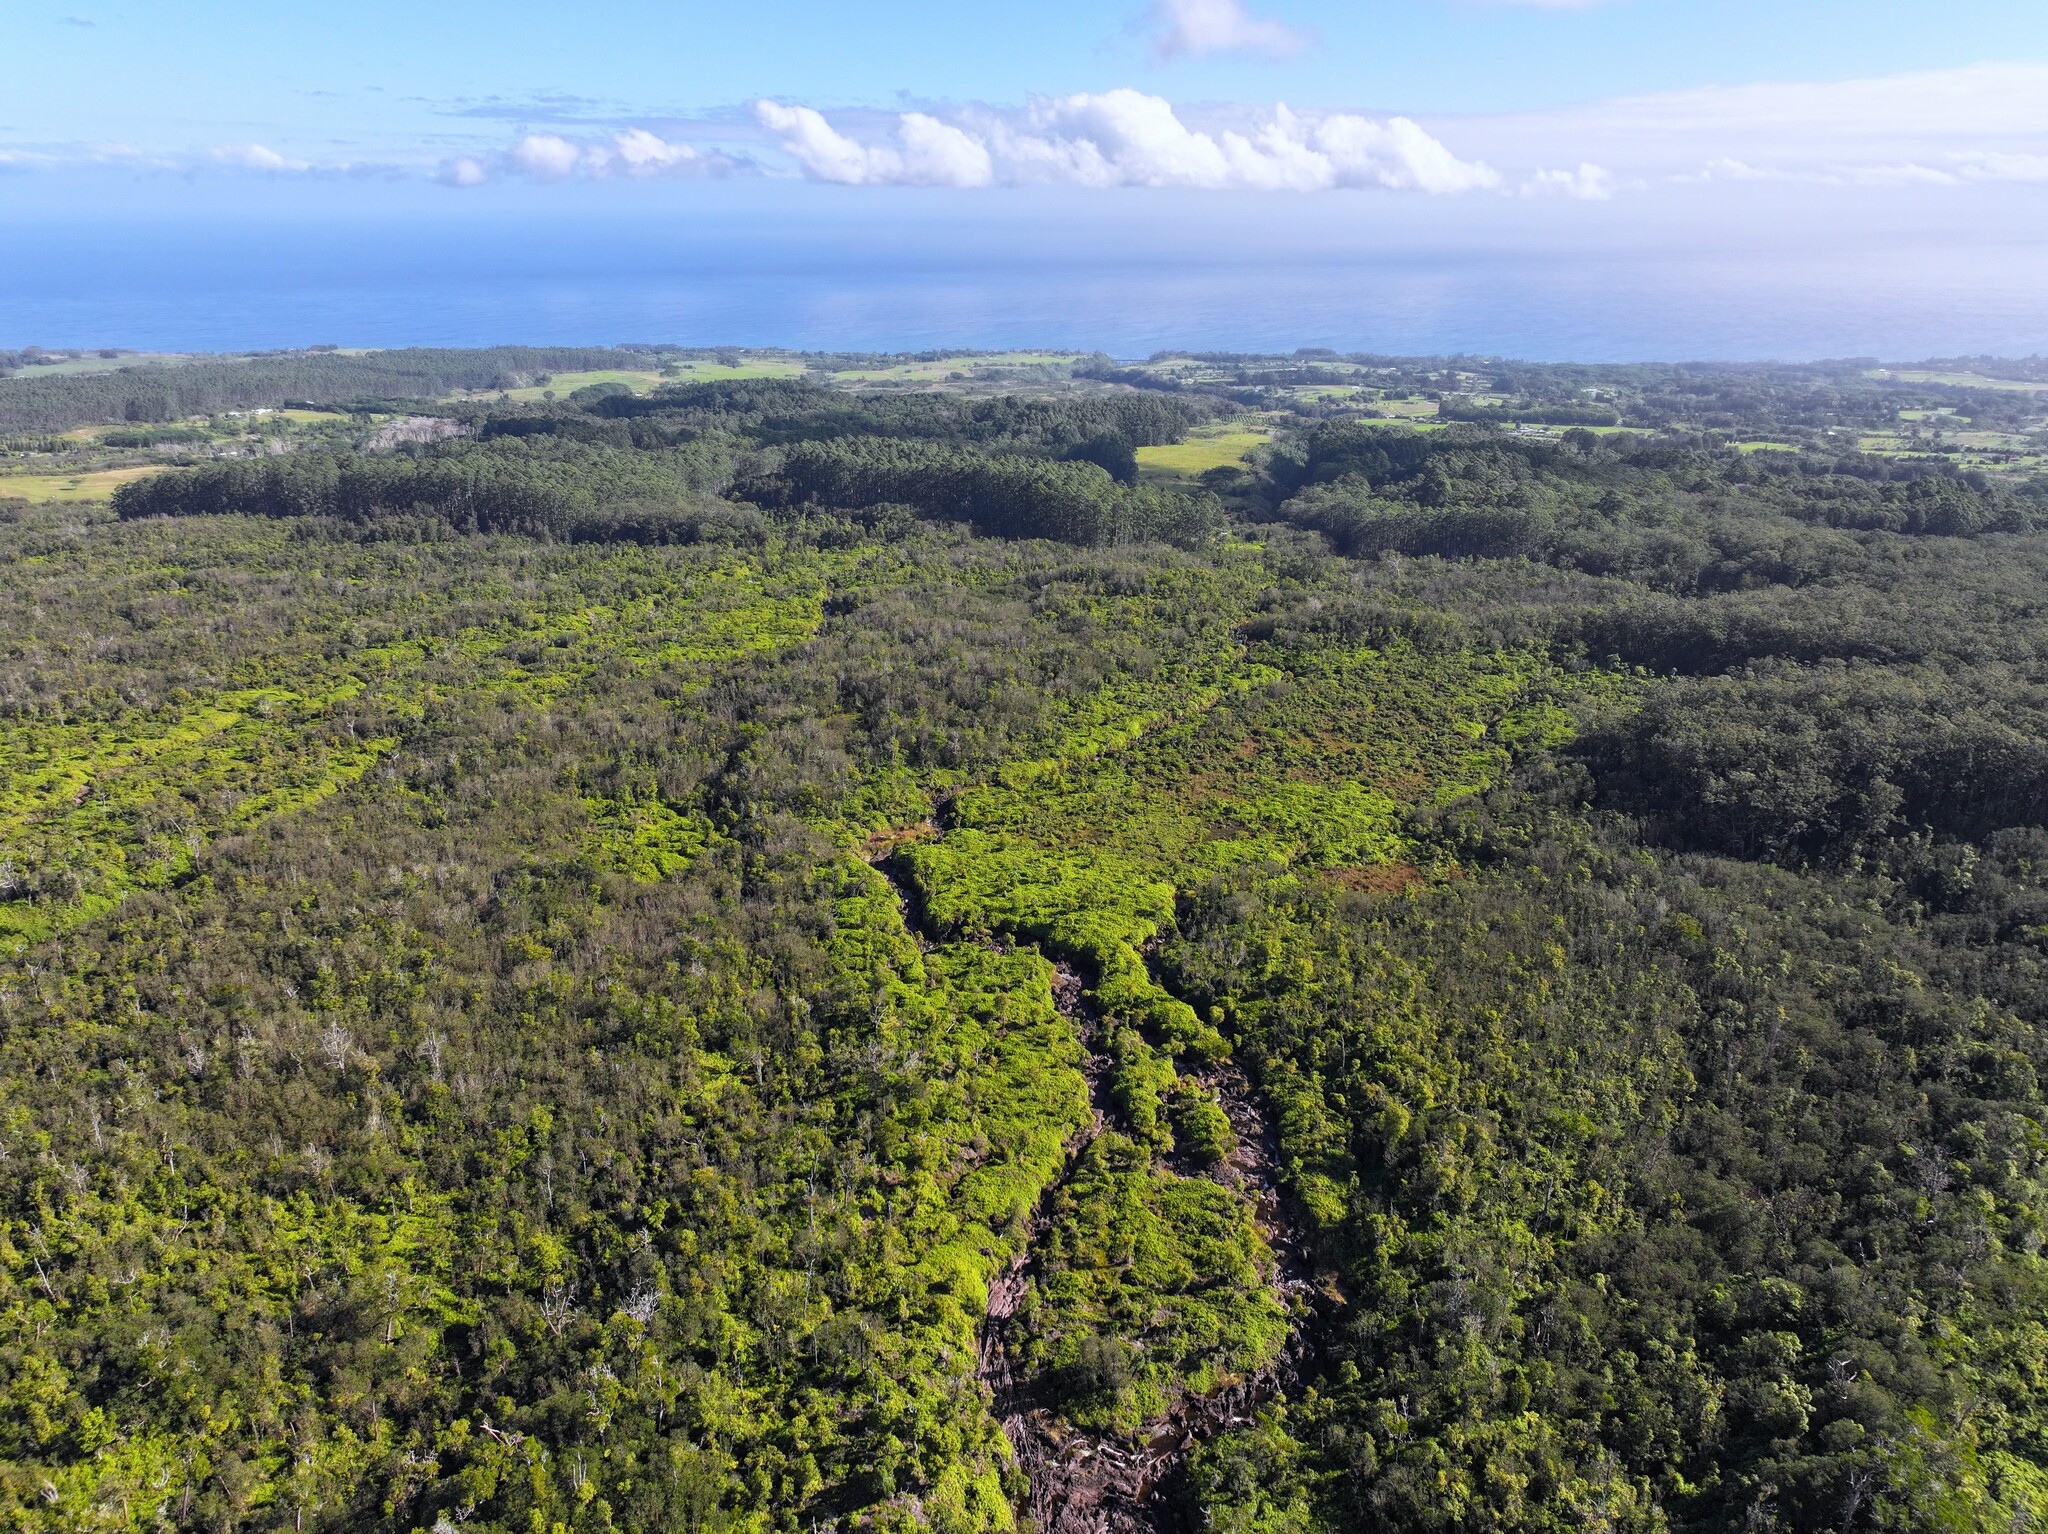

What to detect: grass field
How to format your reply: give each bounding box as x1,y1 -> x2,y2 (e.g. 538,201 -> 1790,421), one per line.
663,360 -> 810,381
491,368 -> 670,402
1879,370 -> 2048,393
10,352 -> 199,377
0,465 -> 170,503
829,352 -> 1088,382
486,361 -> 812,401
1135,429 -> 1272,481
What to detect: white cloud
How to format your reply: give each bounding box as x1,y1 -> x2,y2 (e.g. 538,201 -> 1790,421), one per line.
1837,151 -> 2048,187
1523,162 -> 1614,199
757,91 -> 1498,194
0,139 -> 383,176
898,114 -> 997,186
1681,157 -> 1780,183
753,102 -> 993,186
22,58 -> 2034,209
1435,60 -> 2048,198
613,126 -> 708,174
509,132 -> 585,182
1146,0 -> 1309,60
0,142 -> 182,172
1950,150 -> 2048,183
212,143 -> 313,172
441,129 -> 741,186
1595,62 -> 2048,141
1681,147 -> 2048,189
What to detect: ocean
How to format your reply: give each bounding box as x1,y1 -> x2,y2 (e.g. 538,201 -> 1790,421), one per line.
4,201 -> 2045,362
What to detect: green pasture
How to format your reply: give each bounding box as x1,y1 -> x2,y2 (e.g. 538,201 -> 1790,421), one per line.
1135,429 -> 1272,480
1880,370 -> 2048,393
8,352 -> 198,377
829,352 -> 1087,382
490,368 -> 670,402
661,358 -> 809,382
0,465 -> 170,503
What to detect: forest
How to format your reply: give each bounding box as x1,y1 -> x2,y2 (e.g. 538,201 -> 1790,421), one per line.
2,349 -> 2048,1533
0,349 -> 644,434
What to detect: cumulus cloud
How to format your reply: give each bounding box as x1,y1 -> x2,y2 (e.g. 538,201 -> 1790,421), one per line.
1146,0 -> 1310,60
212,143 -> 313,173
9,56 -> 2042,211
753,102 -> 993,186
509,133 -> 585,182
1523,162 -> 1614,199
756,91 -> 1499,193
440,129 -> 743,186
440,155 -> 492,188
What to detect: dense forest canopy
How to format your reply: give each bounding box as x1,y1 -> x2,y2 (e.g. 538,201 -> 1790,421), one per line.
2,346 -> 2048,1534
0,348 -> 643,432
107,383 -> 1222,549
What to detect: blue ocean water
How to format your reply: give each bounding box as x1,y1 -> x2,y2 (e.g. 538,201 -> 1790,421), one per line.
4,206 -> 2045,362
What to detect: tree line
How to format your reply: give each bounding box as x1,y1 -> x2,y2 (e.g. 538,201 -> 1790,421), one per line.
0,347 -> 642,432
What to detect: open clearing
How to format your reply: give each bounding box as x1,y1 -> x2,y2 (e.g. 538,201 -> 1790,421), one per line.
1136,429 -> 1272,480
11,352 -> 200,377
493,369 -> 670,402
660,360 -> 810,382
467,362 -> 806,402
1286,384 -> 1368,399
1878,370 -> 2048,393
0,465 -> 170,502
830,352 -> 1087,382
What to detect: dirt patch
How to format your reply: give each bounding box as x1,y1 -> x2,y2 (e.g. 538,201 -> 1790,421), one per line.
1320,859 -> 1425,896
860,819 -> 938,863
365,416 -> 470,451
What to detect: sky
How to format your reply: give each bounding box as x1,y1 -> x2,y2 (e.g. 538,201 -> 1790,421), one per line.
2,0 -> 2044,204
2,0 -> 2047,361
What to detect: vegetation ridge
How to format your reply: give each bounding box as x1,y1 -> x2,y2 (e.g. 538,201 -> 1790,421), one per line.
0,346 -> 2046,1534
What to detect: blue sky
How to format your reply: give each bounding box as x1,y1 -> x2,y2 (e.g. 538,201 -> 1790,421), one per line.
3,0 -> 2047,219
8,0 -> 2047,129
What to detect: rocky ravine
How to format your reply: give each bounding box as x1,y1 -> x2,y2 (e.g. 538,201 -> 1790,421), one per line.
872,838 -> 1317,1534
982,967 -> 1321,1534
